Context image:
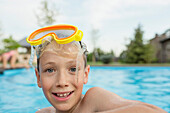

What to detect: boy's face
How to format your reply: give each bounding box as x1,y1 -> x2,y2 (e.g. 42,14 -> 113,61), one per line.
35,43 -> 90,111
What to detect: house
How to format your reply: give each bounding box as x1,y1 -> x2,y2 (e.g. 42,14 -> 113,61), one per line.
18,37 -> 31,53
150,29 -> 170,63
18,37 -> 37,64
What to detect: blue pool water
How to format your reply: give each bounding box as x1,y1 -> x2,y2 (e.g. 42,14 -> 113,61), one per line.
0,67 -> 170,113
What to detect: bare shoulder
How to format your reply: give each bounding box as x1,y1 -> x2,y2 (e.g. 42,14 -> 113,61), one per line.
83,87 -> 167,113
35,106 -> 56,113
84,87 -> 125,103
82,87 -> 127,111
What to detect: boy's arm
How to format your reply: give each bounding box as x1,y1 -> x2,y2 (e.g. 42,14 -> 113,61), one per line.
84,87 -> 167,113
96,104 -> 167,113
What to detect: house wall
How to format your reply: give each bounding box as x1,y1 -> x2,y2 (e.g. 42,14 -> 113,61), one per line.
150,34 -> 166,62
161,40 -> 170,62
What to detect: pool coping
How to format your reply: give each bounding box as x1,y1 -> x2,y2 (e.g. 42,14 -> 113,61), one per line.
90,64 -> 170,67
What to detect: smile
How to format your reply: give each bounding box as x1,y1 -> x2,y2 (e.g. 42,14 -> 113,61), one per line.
52,91 -> 74,101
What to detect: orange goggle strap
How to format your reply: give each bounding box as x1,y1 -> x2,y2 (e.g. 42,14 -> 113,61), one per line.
26,25 -> 83,46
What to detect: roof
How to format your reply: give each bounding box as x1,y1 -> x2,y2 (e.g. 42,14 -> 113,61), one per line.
18,37 -> 30,48
150,28 -> 170,42
160,37 -> 170,43
164,29 -> 170,34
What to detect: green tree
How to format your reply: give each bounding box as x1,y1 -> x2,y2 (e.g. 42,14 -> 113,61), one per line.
109,50 -> 115,56
96,48 -> 104,57
87,52 -> 93,62
35,0 -> 59,27
87,48 -> 104,62
87,48 -> 115,63
121,25 -> 154,63
142,43 -> 154,63
0,21 -> 3,47
0,21 -> 21,54
119,50 -> 127,63
1,35 -> 21,53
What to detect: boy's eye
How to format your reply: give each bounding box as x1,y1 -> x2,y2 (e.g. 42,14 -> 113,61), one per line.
70,67 -> 76,72
46,68 -> 54,73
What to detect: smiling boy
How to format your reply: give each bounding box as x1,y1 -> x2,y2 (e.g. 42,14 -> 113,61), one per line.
27,24 -> 167,113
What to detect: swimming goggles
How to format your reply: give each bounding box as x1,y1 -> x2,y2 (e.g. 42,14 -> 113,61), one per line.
26,24 -> 83,45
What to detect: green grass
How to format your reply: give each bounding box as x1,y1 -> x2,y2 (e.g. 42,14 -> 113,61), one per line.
87,61 -> 170,66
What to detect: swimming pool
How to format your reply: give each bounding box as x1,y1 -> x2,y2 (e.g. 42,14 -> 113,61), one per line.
0,67 -> 169,113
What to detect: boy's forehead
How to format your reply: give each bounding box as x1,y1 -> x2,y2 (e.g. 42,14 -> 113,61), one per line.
41,51 -> 78,60
40,51 -> 84,66
39,40 -> 82,60
46,40 -> 79,51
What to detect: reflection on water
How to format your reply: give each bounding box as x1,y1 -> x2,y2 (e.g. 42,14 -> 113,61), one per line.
87,67 -> 170,112
0,68 -> 51,113
0,67 -> 170,113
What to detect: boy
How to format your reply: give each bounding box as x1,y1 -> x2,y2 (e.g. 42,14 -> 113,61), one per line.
26,24 -> 167,113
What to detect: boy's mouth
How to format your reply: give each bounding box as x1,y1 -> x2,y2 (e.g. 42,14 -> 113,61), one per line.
52,91 -> 74,98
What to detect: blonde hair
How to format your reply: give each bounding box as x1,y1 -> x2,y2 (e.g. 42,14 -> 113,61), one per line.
36,40 -> 88,72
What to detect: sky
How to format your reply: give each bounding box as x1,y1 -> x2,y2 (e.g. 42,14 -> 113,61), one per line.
0,0 -> 170,56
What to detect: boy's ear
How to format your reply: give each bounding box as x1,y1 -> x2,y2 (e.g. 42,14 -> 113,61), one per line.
83,65 -> 90,84
35,68 -> 42,88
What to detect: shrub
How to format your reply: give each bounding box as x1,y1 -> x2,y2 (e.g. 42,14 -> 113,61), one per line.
100,54 -> 113,64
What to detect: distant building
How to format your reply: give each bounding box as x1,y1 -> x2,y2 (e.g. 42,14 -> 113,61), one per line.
18,37 -> 37,63
150,29 -> 170,63
18,37 -> 31,53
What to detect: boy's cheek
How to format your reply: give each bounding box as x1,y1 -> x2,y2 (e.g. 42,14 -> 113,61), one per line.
41,78 -> 51,88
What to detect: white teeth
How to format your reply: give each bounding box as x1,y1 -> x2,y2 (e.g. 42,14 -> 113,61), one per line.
56,92 -> 72,97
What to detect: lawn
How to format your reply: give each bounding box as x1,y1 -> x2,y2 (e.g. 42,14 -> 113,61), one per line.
87,61 -> 170,67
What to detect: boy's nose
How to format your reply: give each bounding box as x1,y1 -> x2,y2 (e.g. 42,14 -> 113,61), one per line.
55,71 -> 69,88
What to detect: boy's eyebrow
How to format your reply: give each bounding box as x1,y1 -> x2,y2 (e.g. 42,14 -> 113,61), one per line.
42,61 -> 57,67
65,60 -> 79,67
66,60 -> 77,64
42,59 -> 77,66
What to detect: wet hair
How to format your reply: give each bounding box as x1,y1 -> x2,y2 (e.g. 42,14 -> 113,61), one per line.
37,41 -> 88,72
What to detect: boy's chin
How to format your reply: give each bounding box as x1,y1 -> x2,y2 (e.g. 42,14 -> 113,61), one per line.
52,95 -> 81,112
54,103 -> 75,112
